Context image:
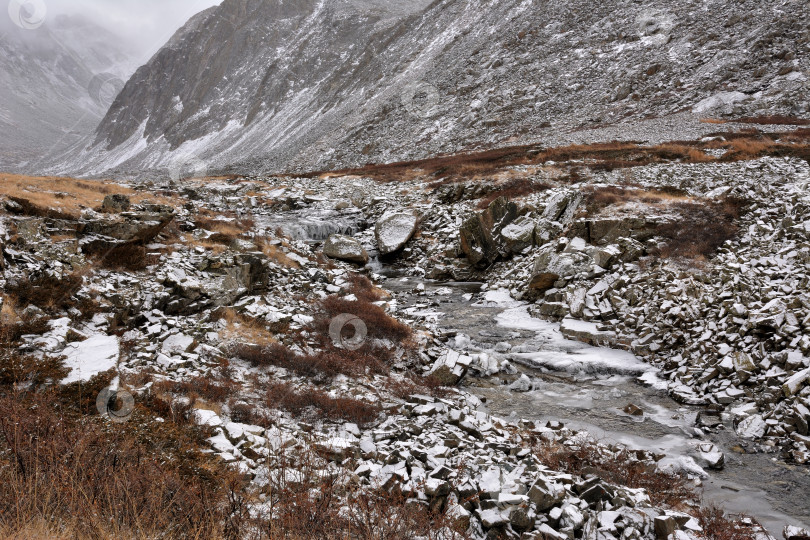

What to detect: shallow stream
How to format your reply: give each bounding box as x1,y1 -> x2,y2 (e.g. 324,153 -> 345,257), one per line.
383,275 -> 810,535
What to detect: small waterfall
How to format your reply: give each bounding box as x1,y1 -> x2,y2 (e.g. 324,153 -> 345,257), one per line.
261,209 -> 364,243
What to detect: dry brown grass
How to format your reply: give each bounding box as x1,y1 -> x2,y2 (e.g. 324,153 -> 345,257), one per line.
94,242 -> 158,271
182,234 -> 229,254
0,174 -> 175,219
532,438 -> 694,509
652,199 -> 744,260
694,505 -> 759,540
213,308 -> 279,347
0,390 -> 246,539
4,272 -> 84,315
583,185 -> 693,215
733,115 -> 810,126
301,129 -> 810,185
265,381 -> 381,426
255,238 -> 301,268
475,178 -> 551,209
313,296 -> 413,346
346,273 -> 388,303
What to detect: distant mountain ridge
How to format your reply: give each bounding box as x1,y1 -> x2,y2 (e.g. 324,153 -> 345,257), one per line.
0,13 -> 137,171
51,0 -> 809,177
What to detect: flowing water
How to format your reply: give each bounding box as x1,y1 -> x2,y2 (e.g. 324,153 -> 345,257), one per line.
284,214 -> 809,534
382,274 -> 810,536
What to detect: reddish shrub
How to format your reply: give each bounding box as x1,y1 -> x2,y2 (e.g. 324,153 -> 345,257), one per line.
653,199 -> 743,260
95,242 -> 156,271
533,440 -> 694,508
313,296 -> 412,345
694,505 -> 759,540
266,382 -> 381,426
0,391 -> 244,539
476,179 -> 551,209
347,274 -> 385,303
4,272 -> 83,314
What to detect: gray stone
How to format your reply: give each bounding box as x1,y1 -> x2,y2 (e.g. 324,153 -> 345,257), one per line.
654,516 -> 677,539
501,215 -> 536,253
323,234 -> 369,264
375,212 -> 418,256
528,478 -> 564,511
101,194 -> 131,213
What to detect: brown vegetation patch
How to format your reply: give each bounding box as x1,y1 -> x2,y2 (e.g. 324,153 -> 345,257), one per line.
212,308 -> 280,346
0,390 -> 244,539
0,174 -> 175,219
694,505 -> 760,540
302,129 -> 810,185
4,272 -> 83,314
93,242 -> 158,271
385,373 -> 453,399
653,199 -> 744,260
346,273 -> 387,303
732,116 -> 810,126
230,341 -> 388,380
533,439 -> 694,508
475,178 -> 551,209
265,381 -> 380,425
313,296 -> 412,345
583,185 -> 692,215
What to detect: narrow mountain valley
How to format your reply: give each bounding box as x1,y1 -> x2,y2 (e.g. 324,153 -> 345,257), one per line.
2,0 -> 810,538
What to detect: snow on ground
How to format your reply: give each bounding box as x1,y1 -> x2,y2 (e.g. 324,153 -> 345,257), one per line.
494,297 -> 663,379
61,335 -> 120,384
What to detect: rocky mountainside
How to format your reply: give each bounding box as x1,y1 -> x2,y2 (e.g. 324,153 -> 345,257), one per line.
52,0 -> 808,177
0,14 -> 137,171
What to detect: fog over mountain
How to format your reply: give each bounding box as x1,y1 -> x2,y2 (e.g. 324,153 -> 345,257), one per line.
0,0 -> 220,171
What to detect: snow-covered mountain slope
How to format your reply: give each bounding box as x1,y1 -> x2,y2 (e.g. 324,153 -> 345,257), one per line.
54,0 -> 809,177
0,14 -> 137,171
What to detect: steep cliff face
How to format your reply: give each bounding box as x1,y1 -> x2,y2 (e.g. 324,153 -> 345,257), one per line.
57,0 -> 809,176
0,14 -> 136,171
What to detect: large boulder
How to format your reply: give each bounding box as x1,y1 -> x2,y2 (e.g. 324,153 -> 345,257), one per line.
528,244 -> 585,292
79,208 -> 175,251
459,214 -> 498,267
101,194 -> 131,213
323,234 -> 369,264
501,215 -> 536,254
459,197 -> 519,267
375,212 -> 418,256
542,190 -> 582,224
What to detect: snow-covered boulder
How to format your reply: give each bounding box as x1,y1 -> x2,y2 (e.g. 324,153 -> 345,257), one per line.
323,234 -> 369,264
375,212 -> 418,256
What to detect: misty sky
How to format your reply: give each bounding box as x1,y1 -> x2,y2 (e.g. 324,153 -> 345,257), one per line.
47,0 -> 223,60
